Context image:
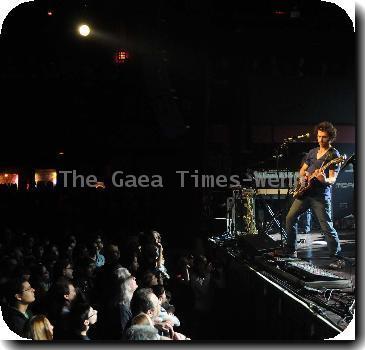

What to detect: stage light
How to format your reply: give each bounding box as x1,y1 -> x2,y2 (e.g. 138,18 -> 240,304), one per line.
35,169 -> 57,187
0,173 -> 18,186
52,172 -> 57,185
273,10 -> 287,16
114,50 -> 130,64
78,24 -> 91,37
96,181 -> 106,189
47,10 -> 53,16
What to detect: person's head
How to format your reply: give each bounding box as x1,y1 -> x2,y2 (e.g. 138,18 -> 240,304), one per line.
22,234 -> 35,250
67,235 -> 77,249
11,247 -> 24,262
165,290 -> 172,304
147,230 -> 161,245
141,271 -> 158,288
165,304 -> 175,315
129,253 -> 140,274
110,268 -> 138,306
7,277 -> 35,308
104,243 -> 120,264
33,245 -> 45,259
69,303 -> 98,335
15,266 -> 32,281
51,277 -> 77,306
31,264 -> 50,283
151,285 -> 166,305
93,235 -> 103,251
72,244 -> 89,262
125,325 -> 160,340
49,245 -> 59,258
28,315 -> 53,340
115,267 -> 131,280
53,258 -> 74,280
194,255 -> 208,275
314,121 -> 337,146
130,288 -> 161,320
141,244 -> 159,269
77,257 -> 96,278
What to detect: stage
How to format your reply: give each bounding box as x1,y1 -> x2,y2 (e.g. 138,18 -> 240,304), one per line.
270,230 -> 356,285
208,229 -> 356,340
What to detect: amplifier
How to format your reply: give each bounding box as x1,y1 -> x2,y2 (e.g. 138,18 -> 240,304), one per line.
237,234 -> 282,254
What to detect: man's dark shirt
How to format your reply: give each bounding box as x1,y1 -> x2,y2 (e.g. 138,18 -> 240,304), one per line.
2,305 -> 33,338
303,146 -> 340,199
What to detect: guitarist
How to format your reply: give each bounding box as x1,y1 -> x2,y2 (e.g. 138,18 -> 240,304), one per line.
283,121 -> 344,268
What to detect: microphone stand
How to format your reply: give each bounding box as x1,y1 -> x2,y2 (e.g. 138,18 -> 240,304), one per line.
274,139 -> 289,248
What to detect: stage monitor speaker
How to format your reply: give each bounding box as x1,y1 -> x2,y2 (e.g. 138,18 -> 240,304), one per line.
237,234 -> 281,255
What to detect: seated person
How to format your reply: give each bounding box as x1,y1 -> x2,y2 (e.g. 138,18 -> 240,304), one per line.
152,285 -> 180,327
129,288 -> 189,340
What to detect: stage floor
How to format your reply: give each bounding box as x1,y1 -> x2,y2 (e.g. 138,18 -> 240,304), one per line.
270,230 -> 356,288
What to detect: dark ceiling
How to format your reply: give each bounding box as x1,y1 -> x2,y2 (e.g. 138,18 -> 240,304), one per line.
0,0 -> 355,167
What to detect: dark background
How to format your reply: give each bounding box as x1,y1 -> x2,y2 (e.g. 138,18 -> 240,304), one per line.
0,0 -> 355,246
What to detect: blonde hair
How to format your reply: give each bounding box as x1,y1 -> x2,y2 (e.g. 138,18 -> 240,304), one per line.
131,312 -> 153,326
29,315 -> 53,340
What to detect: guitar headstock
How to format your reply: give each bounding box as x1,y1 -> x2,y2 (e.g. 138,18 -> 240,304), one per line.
323,154 -> 347,170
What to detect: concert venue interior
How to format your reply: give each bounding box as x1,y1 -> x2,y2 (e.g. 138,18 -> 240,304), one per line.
0,0 -> 355,342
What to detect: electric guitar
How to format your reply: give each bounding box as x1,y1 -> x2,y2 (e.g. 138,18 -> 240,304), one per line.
292,155 -> 347,199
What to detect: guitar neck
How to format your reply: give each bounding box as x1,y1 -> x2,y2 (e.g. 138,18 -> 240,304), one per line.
309,158 -> 339,179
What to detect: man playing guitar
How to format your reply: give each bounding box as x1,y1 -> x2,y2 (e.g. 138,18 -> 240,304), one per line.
283,121 -> 344,268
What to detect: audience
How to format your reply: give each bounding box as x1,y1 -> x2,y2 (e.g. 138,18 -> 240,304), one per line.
0,225 -> 221,341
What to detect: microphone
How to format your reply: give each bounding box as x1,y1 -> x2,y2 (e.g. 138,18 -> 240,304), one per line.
285,133 -> 310,142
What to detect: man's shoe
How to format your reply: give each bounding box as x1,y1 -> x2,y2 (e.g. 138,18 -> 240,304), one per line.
328,259 -> 346,269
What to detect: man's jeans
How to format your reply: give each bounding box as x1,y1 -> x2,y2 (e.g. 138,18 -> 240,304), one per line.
286,196 -> 341,256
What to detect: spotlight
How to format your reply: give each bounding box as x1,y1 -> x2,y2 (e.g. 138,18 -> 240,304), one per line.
78,24 -> 91,37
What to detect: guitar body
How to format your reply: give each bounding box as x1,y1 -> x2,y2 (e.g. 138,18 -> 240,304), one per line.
291,155 -> 346,199
292,177 -> 320,199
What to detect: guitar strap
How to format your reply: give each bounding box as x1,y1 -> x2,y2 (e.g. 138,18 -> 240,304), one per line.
319,147 -> 332,169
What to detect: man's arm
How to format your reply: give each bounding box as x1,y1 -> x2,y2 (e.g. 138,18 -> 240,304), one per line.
326,169 -> 338,185
299,163 -> 309,177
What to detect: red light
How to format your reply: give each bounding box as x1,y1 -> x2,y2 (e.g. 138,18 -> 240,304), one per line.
47,10 -> 53,16
114,50 -> 130,64
273,10 -> 287,16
